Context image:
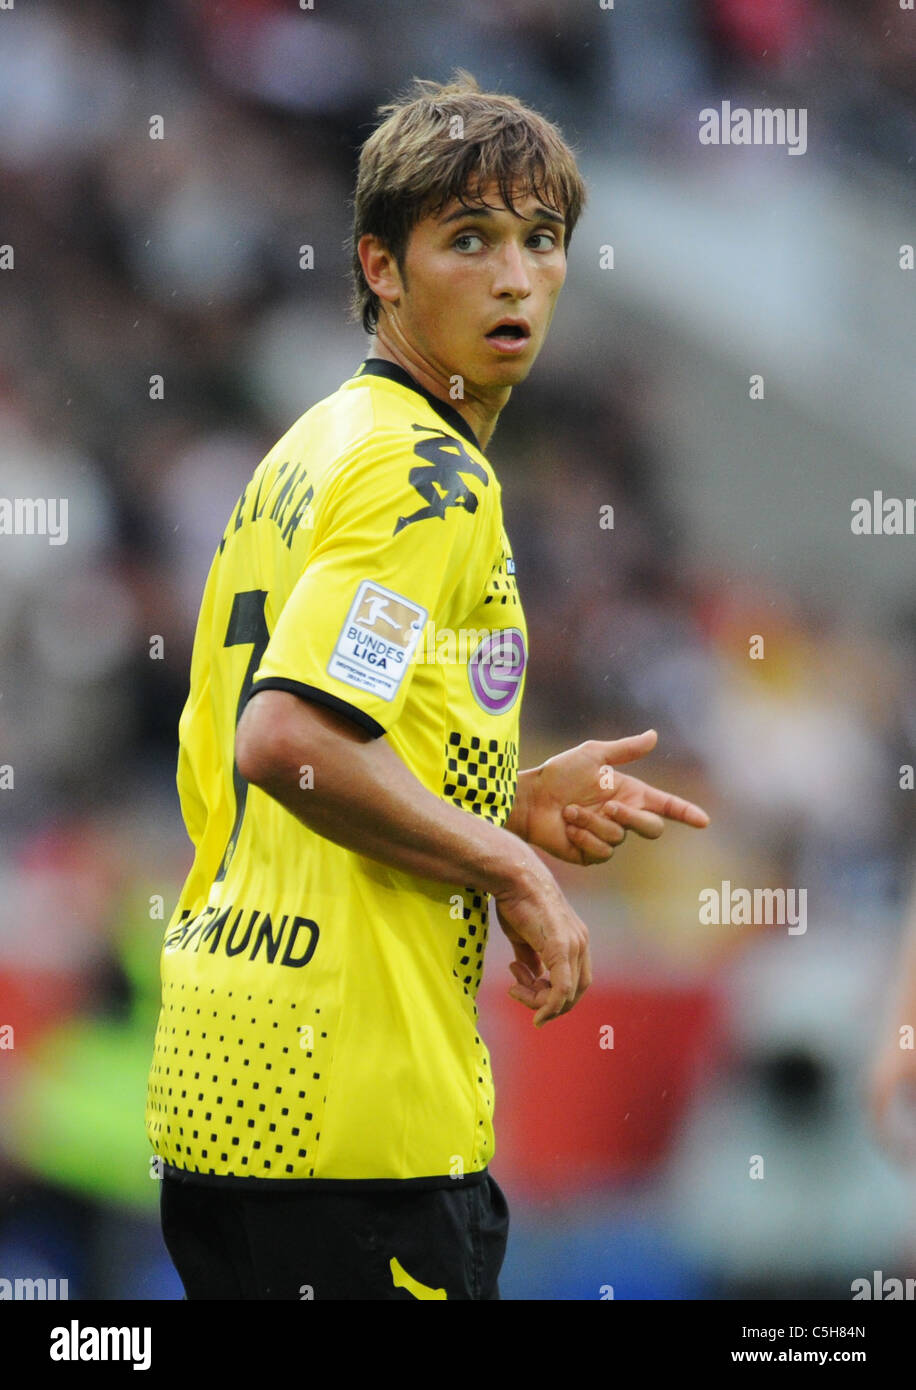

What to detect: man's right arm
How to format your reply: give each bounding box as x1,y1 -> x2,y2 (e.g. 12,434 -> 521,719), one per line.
235,688 -> 591,1027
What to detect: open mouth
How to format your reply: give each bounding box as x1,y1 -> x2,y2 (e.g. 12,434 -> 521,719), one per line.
485,322 -> 531,346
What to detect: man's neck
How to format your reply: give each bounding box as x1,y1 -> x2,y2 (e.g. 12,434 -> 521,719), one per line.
367,339 -> 508,452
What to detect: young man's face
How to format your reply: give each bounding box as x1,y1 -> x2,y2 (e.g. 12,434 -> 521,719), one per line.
379,181 -> 568,394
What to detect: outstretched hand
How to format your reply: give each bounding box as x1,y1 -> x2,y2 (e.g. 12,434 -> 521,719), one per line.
521,729 -> 709,866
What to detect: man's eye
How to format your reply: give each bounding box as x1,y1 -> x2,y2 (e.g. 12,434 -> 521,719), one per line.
453,232 -> 484,252
529,232 -> 558,250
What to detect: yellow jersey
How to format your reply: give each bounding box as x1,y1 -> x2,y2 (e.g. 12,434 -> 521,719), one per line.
146,358 -> 529,1190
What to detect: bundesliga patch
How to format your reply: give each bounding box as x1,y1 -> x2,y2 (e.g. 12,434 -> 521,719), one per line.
327,580 -> 427,701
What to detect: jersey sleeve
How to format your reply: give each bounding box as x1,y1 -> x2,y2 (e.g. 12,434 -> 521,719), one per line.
249,433 -> 498,736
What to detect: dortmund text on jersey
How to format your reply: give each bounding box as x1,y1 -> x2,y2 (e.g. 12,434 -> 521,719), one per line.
145,359 -> 528,1189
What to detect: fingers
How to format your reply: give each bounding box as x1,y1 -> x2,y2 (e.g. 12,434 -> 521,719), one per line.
507,962 -> 573,1025
636,782 -> 710,828
511,938 -> 543,976
562,804 -> 625,863
508,959 -> 551,1008
534,946 -> 578,1027
593,734 -> 711,830
496,869 -> 590,1027
567,789 -> 709,844
599,800 -> 666,839
507,931 -> 590,1027
507,975 -> 554,1018
598,729 -> 658,768
565,798 -> 663,844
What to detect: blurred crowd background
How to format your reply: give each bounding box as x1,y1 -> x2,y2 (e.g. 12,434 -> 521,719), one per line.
1,0 -> 914,1300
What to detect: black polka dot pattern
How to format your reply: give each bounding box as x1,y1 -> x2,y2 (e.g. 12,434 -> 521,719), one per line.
146,982 -> 329,1177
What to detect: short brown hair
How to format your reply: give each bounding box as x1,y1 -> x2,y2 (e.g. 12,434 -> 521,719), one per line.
348,70 -> 587,335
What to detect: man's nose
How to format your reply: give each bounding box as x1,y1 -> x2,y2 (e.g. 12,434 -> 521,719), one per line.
491,240 -> 531,298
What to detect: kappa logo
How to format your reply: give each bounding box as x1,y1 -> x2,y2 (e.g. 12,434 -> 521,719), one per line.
393,425 -> 489,535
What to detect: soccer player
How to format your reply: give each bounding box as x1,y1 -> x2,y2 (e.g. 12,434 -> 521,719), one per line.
146,72 -> 710,1301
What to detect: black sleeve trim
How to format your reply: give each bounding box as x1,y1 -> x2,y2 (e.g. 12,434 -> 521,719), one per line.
246,677 -> 386,739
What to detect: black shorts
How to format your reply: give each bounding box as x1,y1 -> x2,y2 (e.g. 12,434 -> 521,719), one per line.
160,1171 -> 509,1300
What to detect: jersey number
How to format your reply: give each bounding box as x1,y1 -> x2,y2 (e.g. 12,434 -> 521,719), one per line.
214,589 -> 270,882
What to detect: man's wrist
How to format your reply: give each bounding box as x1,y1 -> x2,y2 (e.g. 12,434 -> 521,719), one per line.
505,766 -> 539,843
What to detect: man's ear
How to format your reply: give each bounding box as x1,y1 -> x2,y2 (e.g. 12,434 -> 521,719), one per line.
358,234 -> 403,309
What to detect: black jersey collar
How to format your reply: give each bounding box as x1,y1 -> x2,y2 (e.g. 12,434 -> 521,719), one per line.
354,357 -> 482,453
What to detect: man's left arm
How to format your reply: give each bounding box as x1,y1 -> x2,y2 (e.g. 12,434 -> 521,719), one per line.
504,729 -> 710,866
